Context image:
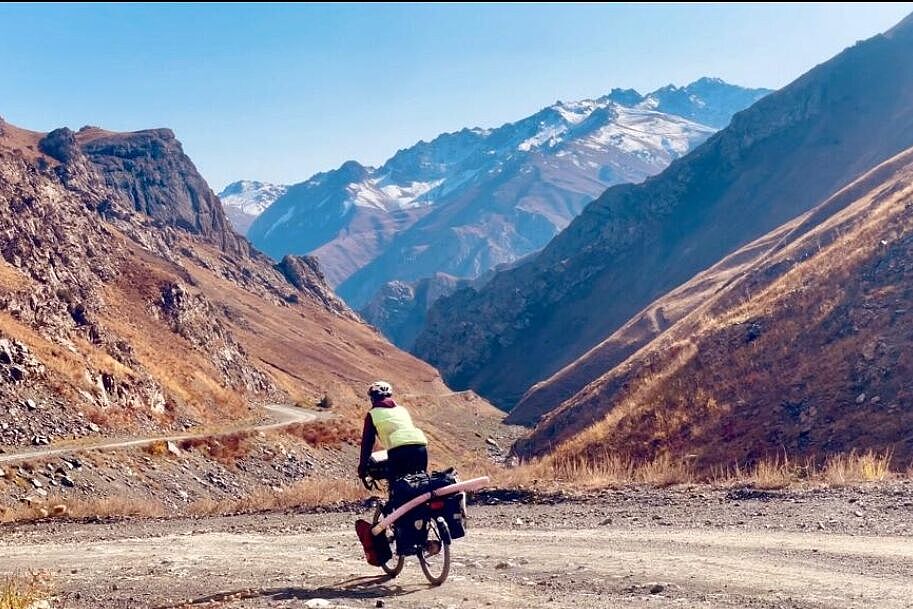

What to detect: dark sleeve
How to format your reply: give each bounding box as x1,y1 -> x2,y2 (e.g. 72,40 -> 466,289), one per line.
358,413 -> 376,472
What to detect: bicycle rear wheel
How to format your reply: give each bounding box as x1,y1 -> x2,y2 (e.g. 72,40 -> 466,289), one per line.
372,505 -> 404,577
418,517 -> 451,586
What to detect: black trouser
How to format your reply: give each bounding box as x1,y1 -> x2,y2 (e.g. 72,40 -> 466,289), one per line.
387,444 -> 428,480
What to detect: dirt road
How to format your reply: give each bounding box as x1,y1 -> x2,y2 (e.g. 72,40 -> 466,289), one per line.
2,483 -> 912,608
0,404 -> 320,466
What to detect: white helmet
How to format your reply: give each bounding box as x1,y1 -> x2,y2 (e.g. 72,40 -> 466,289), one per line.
367,380 -> 393,400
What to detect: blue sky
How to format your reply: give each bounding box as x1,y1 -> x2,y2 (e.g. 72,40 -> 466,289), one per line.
1,3 -> 911,189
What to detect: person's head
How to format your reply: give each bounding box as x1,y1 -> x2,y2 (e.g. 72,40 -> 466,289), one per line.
367,380 -> 393,404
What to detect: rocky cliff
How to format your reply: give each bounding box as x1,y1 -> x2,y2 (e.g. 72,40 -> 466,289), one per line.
0,117 -> 501,456
360,274 -> 472,350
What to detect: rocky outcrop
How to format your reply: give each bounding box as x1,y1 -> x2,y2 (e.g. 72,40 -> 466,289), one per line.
415,16 -> 913,411
156,282 -> 271,392
275,255 -> 354,318
78,127 -> 250,257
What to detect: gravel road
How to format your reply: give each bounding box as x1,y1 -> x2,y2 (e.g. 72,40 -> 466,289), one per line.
2,482 -> 912,608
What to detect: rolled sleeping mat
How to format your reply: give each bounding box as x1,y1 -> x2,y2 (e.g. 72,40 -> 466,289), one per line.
371,476 -> 490,535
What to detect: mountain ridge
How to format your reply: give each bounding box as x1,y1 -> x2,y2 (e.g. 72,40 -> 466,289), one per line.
247,78 -> 770,313
414,18 -> 913,411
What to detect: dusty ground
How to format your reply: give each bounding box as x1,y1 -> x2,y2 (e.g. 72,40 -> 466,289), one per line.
2,482 -> 913,608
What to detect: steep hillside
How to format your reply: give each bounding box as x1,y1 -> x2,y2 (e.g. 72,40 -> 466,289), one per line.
416,17 -> 913,411
248,79 -> 768,310
0,118 -> 501,463
519,146 -> 913,467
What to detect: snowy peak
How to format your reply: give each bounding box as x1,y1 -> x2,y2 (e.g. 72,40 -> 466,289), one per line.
247,77 -> 770,307
639,77 -> 773,128
218,180 -> 288,235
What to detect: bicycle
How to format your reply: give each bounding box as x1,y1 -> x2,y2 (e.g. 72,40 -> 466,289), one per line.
360,452 -> 469,586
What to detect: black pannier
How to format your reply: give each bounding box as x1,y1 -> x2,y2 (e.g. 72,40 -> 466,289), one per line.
390,468 -> 464,552
390,472 -> 431,508
441,492 -> 466,539
391,468 -> 458,507
393,507 -> 429,555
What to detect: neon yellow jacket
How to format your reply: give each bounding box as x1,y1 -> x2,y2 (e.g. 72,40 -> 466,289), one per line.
369,403 -> 428,449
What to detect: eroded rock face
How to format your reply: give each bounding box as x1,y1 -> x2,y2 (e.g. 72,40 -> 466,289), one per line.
157,282 -> 271,393
360,274 -> 469,349
78,128 -> 250,257
0,126 -> 283,445
275,255 -> 354,319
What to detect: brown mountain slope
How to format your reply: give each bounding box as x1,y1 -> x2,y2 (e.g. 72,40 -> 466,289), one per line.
517,146 -> 913,468
0,118 -> 501,463
511,156 -> 909,425
415,14 -> 913,411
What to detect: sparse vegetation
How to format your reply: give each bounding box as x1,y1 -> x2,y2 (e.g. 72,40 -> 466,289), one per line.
187,478 -> 367,516
1,495 -> 168,523
490,449 -> 902,491
522,159 -> 913,471
823,450 -> 893,486
0,572 -> 49,609
317,393 -> 334,409
283,420 -> 360,447
179,431 -> 252,465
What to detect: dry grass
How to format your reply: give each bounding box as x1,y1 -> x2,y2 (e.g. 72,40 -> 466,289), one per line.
187,478 -> 367,516
0,572 -> 50,609
1,495 -> 168,524
496,449 -> 901,492
490,452 -> 696,490
823,450 -> 893,486
283,420 -> 360,448
179,431 -> 252,465
525,164 -> 913,471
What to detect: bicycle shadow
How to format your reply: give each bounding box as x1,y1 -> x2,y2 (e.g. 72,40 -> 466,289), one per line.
154,574 -> 423,607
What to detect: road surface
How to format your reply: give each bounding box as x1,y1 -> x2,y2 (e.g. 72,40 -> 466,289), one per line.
1,484 -> 912,609
0,404 -> 320,465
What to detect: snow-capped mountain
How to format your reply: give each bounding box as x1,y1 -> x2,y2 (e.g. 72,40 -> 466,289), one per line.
633,77 -> 772,128
246,79 -> 771,317
218,180 -> 288,235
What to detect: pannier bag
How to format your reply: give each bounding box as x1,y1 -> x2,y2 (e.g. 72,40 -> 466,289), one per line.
390,468 -> 459,507
388,467 -> 464,552
394,513 -> 428,556
355,518 -> 393,566
442,492 -> 466,539
390,472 -> 431,507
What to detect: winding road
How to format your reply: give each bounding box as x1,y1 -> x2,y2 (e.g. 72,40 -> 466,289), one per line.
0,404 -> 321,465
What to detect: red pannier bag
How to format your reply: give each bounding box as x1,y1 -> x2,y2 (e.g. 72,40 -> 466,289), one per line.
355,518 -> 393,566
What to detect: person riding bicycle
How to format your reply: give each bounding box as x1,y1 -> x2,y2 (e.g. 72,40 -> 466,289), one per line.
358,380 -> 429,482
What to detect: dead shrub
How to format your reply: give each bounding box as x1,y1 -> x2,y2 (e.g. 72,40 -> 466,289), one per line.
283,420 -> 360,448
179,431 -> 252,465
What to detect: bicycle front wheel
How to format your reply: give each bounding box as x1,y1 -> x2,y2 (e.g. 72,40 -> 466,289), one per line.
372,505 -> 404,577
